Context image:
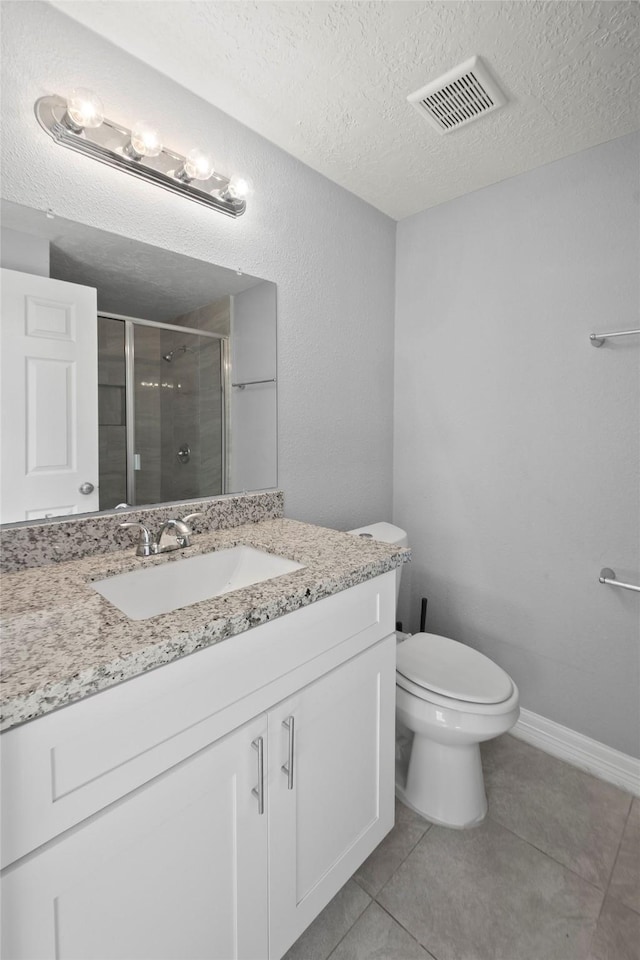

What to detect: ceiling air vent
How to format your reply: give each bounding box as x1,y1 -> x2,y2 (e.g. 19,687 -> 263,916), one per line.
408,56 -> 506,134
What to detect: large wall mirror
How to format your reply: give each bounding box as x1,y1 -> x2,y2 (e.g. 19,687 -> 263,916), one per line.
0,200 -> 277,525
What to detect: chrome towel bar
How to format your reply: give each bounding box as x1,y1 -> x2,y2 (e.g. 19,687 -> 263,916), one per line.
599,568 -> 640,593
590,328 -> 640,347
232,378 -> 276,389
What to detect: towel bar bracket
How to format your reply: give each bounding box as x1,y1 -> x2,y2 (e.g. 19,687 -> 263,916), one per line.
590,328 -> 640,347
599,568 -> 640,593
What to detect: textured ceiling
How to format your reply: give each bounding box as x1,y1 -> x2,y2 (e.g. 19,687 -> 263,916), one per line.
1,201 -> 264,321
50,1 -> 640,219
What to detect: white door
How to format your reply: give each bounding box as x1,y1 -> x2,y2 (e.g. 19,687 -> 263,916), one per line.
267,635 -> 397,959
0,268 -> 99,521
1,715 -> 269,960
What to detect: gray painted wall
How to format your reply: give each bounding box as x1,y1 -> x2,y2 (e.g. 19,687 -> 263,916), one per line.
394,133 -> 640,756
230,284 -> 278,492
0,227 -> 49,276
0,1 -> 396,530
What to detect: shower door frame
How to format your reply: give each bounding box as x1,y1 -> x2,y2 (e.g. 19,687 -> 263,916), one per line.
98,312 -> 230,507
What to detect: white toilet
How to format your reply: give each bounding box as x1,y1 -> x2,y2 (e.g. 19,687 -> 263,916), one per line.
347,522 -> 520,829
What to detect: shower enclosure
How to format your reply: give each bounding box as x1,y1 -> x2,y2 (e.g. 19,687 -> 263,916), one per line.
97,313 -> 228,510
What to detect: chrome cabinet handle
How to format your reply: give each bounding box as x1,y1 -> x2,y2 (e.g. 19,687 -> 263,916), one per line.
281,716 -> 295,790
251,737 -> 265,815
79,482 -> 95,495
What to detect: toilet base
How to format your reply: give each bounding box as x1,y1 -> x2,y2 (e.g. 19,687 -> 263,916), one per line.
395,783 -> 486,829
398,734 -> 488,828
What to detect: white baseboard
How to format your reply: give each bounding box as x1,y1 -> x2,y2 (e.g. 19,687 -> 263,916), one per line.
511,708 -> 640,797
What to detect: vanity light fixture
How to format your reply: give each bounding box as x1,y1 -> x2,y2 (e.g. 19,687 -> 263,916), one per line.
176,148 -> 215,183
63,88 -> 105,133
125,121 -> 164,160
35,90 -> 250,217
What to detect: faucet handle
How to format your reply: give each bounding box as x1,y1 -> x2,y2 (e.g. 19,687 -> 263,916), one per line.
161,512 -> 201,549
120,521 -> 153,557
181,512 -> 202,527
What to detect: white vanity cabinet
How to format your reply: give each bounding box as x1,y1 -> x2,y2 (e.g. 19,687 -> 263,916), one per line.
268,638 -> 395,958
1,573 -> 396,960
1,714 -> 270,960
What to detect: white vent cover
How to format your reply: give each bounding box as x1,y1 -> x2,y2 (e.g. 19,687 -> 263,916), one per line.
408,56 -> 506,134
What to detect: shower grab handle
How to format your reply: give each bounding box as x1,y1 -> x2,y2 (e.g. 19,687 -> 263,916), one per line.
599,568 -> 640,593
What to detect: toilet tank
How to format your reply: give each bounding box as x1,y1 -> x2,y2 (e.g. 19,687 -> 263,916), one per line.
347,522 -> 408,606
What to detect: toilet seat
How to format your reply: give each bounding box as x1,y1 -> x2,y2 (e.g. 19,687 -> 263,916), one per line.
396,672 -> 520,716
396,633 -> 513,705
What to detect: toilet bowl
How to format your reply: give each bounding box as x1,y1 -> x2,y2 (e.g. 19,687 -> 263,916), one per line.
396,633 -> 519,827
347,522 -> 519,829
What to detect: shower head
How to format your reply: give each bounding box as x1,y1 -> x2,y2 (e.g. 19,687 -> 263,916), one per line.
162,345 -> 192,362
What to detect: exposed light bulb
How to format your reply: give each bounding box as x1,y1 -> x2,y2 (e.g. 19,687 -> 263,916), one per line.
177,149 -> 215,182
127,121 -> 163,159
64,88 -> 104,131
224,175 -> 253,200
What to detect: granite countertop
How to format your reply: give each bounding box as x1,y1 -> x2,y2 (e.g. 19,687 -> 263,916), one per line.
0,518 -> 410,732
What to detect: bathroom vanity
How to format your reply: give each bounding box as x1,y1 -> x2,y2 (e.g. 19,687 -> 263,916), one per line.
0,509 -> 409,960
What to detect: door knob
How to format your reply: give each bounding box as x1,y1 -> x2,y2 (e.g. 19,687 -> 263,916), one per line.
79,482 -> 95,495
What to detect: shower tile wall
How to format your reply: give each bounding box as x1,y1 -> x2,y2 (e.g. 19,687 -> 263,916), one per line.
133,325 -> 163,506
97,319 -> 126,510
159,331 -> 201,503
160,297 -> 229,502
173,298 -> 230,337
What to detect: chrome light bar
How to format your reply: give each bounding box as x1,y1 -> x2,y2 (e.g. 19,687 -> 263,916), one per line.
35,94 -> 248,218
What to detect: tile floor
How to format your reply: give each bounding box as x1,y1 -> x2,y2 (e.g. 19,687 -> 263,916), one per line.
284,735 -> 639,960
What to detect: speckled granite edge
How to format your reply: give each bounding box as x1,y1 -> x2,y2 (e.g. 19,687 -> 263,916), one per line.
0,491 -> 284,573
1,518 -> 410,732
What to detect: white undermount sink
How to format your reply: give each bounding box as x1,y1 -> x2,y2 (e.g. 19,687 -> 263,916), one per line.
91,545 -> 304,621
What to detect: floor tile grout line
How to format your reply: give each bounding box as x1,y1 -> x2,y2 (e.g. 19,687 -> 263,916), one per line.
367,819 -> 442,959
484,809 -> 619,898
348,815 -> 438,957
595,796 -> 636,921
373,898 -> 442,960
373,811 -> 603,960
315,772 -> 635,960
350,806 -> 432,897
323,897 -> 374,960
361,816 -> 433,901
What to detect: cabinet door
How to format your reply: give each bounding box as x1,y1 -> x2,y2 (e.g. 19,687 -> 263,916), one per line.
268,635 -> 396,959
1,715 -> 268,960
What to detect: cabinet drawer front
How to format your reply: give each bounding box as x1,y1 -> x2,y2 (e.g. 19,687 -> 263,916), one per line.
1,573 -> 395,868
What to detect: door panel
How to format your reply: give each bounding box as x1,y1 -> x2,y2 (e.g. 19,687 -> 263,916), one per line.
0,269 -> 99,521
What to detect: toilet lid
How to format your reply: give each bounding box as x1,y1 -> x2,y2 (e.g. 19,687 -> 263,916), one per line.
396,633 -> 513,704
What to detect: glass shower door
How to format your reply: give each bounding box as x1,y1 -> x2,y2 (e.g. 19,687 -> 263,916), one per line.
132,324 -> 225,506
96,315 -> 227,509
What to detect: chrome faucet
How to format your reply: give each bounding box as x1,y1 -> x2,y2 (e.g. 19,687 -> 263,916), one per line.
155,514 -> 201,552
120,513 -> 202,557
